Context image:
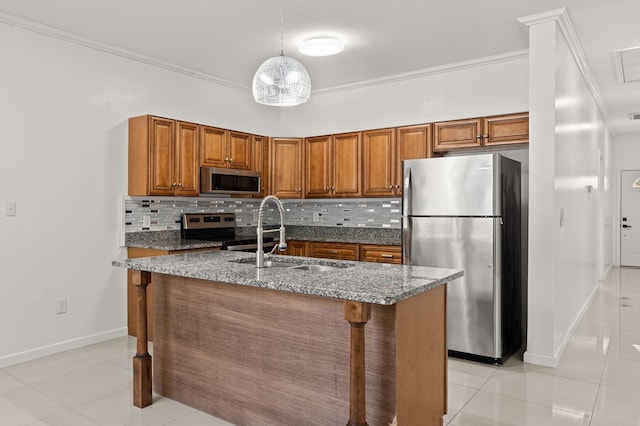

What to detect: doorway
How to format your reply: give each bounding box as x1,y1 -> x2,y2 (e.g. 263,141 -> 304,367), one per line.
621,170 -> 640,267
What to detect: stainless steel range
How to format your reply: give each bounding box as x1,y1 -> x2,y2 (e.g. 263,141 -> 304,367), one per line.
181,213 -> 275,252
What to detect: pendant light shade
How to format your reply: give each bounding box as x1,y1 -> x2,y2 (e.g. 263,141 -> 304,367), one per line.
252,55 -> 311,106
251,0 -> 311,106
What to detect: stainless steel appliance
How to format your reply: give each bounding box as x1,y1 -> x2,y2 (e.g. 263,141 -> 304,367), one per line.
200,167 -> 261,195
402,153 -> 522,364
181,213 -> 275,252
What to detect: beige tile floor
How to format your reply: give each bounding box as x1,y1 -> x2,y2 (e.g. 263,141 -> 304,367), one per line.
1,267 -> 639,425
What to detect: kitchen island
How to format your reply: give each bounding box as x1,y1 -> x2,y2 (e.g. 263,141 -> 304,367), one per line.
113,250 -> 462,426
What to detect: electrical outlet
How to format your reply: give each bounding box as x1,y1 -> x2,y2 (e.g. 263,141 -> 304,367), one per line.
56,298 -> 67,314
143,215 -> 151,228
313,212 -> 321,222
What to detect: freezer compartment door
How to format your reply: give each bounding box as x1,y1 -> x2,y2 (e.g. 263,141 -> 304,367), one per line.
403,154 -> 498,217
404,216 -> 501,359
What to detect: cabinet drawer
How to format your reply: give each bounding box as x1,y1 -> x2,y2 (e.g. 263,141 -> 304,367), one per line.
360,245 -> 402,264
309,242 -> 359,261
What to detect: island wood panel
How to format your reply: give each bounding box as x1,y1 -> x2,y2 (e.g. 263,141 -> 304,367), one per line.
152,273 -> 447,425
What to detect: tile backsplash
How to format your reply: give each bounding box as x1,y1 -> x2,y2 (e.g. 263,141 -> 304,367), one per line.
123,196 -> 402,233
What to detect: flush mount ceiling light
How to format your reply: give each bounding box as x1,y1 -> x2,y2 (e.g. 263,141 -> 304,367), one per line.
299,37 -> 344,56
252,0 -> 311,106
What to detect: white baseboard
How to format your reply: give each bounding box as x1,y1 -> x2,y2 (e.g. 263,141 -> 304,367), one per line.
0,327 -> 128,368
523,350 -> 558,367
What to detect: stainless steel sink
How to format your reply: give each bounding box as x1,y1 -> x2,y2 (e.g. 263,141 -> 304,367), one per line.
230,257 -> 352,272
289,264 -> 344,272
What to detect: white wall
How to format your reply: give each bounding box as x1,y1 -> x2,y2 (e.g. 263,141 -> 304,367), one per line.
280,57 -> 529,136
612,133 -> 640,265
524,13 -> 612,366
0,22 -> 279,366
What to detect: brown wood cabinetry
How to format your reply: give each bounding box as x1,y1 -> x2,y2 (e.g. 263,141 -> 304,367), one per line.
363,125 -> 433,197
271,138 -> 304,198
483,113 -> 529,146
360,244 -> 402,264
252,135 -> 269,196
362,128 -> 396,197
129,115 -> 200,196
285,240 -> 309,257
434,112 -> 528,152
201,126 -> 252,170
304,132 -> 361,198
309,242 -> 360,261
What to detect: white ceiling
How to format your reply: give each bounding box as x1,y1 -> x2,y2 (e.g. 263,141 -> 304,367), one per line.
1,0 -> 639,135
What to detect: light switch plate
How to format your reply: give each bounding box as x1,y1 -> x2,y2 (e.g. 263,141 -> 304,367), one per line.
5,201 -> 16,217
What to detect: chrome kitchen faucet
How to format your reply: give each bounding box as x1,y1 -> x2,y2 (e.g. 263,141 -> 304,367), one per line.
256,195 -> 287,268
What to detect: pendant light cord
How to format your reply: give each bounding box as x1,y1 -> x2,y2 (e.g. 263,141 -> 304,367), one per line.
280,0 -> 284,56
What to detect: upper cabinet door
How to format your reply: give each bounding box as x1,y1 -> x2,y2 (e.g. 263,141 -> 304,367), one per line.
305,135 -> 332,198
362,128 -> 395,197
252,135 -> 268,196
332,132 -> 361,197
433,118 -> 482,152
149,117 -> 176,195
228,131 -> 252,170
483,113 -> 529,146
175,121 -> 200,196
200,126 -> 228,168
271,138 -> 304,198
395,124 -> 432,196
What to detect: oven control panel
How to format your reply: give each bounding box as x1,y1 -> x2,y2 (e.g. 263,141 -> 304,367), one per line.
182,213 -> 236,229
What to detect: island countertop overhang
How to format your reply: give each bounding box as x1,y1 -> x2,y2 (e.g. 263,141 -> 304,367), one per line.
113,250 -> 462,305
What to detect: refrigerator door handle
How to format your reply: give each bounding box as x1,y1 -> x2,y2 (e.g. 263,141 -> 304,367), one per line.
403,166 -> 412,216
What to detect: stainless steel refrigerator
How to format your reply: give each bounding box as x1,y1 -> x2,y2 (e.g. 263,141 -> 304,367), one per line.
402,153 -> 522,364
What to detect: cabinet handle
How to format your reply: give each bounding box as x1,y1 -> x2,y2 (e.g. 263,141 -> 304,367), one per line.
482,134 -> 489,138
476,135 -> 482,139
381,254 -> 394,258
328,250 -> 338,254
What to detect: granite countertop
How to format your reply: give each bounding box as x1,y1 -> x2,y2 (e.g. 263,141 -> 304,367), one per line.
125,230 -> 223,251
113,250 -> 462,305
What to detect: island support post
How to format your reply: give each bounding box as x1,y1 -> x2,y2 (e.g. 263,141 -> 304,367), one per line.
132,270 -> 153,408
344,300 -> 372,426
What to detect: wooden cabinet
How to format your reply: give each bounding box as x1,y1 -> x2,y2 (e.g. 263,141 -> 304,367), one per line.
252,135 -> 269,197
483,113 -> 529,146
362,126 -> 432,197
128,115 -> 199,196
285,240 -> 309,257
201,126 -> 252,170
434,113 -> 528,152
360,244 -> 402,264
304,132 -> 361,198
271,138 -> 304,198
309,242 -> 359,261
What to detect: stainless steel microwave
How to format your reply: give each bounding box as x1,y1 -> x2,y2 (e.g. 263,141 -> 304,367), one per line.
200,167 -> 261,195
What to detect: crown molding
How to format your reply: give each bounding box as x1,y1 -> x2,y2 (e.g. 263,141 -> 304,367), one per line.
518,8 -> 615,135
313,49 -> 530,95
0,11 -> 250,92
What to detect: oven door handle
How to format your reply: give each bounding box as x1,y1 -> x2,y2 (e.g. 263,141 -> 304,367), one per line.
224,242 -> 276,251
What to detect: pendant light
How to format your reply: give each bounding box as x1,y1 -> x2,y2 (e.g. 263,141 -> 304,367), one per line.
252,0 -> 311,106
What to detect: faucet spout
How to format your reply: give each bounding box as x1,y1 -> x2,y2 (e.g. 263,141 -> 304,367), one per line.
256,195 -> 287,268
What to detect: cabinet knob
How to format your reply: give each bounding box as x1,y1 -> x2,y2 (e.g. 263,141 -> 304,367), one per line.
389,185 -> 393,190
297,188 -> 302,192
331,186 -> 335,191
395,184 -> 400,189
172,182 -> 177,188
178,183 -> 183,189
229,158 -> 234,163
